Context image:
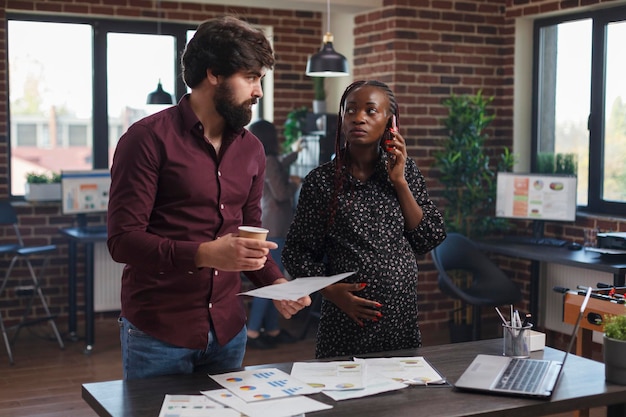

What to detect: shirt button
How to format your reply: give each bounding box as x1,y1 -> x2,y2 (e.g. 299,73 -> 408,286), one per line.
187,271 -> 194,275
220,204 -> 224,210
214,270 -> 219,276
209,303 -> 213,308
218,171 -> 222,177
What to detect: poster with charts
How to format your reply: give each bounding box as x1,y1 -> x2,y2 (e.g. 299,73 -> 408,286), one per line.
209,368 -> 319,402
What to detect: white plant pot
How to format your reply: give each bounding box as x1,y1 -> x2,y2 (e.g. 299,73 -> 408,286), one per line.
603,334 -> 626,385
312,100 -> 326,114
24,183 -> 62,202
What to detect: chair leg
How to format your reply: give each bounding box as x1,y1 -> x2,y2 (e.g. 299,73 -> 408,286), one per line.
0,256 -> 19,365
0,311 -> 15,365
25,257 -> 65,350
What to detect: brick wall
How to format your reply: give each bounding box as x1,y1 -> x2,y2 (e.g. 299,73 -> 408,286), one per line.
0,0 -> 625,345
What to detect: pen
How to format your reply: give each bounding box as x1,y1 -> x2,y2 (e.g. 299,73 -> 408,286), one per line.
521,313 -> 531,327
495,307 -> 508,326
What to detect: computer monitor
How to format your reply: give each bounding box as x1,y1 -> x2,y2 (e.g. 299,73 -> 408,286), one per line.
495,172 -> 577,239
61,169 -> 111,222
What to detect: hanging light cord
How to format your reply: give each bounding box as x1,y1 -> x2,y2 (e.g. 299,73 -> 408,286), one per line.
326,0 -> 331,34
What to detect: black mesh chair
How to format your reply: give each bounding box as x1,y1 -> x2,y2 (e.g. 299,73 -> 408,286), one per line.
432,232 -> 522,341
0,201 -> 64,364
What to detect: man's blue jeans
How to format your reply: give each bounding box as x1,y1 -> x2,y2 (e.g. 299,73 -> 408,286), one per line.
118,317 -> 246,380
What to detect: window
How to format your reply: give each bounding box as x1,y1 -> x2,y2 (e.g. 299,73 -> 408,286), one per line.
532,6 -> 626,215
7,15 -> 272,198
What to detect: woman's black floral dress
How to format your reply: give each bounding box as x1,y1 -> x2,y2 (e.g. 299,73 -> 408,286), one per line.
283,155 -> 446,359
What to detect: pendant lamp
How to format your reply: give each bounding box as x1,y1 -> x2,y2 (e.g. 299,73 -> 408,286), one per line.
146,0 -> 173,104
305,0 -> 349,77
147,79 -> 173,105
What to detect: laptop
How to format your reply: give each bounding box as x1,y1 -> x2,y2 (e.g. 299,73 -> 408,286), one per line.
454,287 -> 592,399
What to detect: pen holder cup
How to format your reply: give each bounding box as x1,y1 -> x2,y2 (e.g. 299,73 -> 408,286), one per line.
503,323 -> 533,358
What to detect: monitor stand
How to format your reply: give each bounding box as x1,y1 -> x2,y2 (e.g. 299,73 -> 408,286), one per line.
75,213 -> 88,230
532,220 -> 545,240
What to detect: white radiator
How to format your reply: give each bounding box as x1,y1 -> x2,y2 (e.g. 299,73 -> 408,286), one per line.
540,262 -> 610,344
93,242 -> 124,312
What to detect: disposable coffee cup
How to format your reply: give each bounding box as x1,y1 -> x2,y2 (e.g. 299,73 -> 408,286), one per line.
238,226 -> 269,241
503,322 -> 532,358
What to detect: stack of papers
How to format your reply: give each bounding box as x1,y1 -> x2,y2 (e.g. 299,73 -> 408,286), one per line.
158,356 -> 447,416
291,356 -> 447,401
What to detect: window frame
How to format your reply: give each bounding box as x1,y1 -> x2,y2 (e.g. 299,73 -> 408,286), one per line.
6,13 -> 195,196
531,5 -> 626,216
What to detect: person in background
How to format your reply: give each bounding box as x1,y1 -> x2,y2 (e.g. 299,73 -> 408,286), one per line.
245,119 -> 303,349
282,80 -> 446,359
107,16 -> 310,380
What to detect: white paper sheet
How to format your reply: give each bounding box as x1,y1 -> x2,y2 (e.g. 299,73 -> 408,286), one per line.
202,389 -> 332,417
290,361 -> 365,391
158,394 -> 238,417
209,368 -> 319,402
354,356 -> 447,385
238,271 -> 355,301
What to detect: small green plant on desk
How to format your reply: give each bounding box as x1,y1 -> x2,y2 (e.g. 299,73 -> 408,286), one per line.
604,314 -> 626,341
26,172 -> 59,184
603,313 -> 626,385
24,171 -> 61,201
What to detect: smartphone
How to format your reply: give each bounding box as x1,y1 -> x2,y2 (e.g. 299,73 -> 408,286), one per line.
385,115 -> 397,165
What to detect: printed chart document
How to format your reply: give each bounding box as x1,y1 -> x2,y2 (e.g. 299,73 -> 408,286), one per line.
158,394 -> 238,417
238,271 -> 355,301
353,356 -> 447,386
202,389 -> 332,417
290,361 -> 365,391
209,368 -> 319,402
293,357 -> 448,401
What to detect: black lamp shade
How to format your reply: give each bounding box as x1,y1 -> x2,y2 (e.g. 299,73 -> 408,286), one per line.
306,34 -> 349,77
147,81 -> 173,105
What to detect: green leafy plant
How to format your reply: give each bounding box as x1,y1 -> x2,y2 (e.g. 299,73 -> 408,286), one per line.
604,314 -> 626,341
283,106 -> 308,154
312,77 -> 326,101
26,172 -> 59,184
433,91 -> 516,238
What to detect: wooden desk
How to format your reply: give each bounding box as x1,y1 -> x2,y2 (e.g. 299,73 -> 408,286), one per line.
476,240 -> 626,325
59,226 -> 108,354
82,339 -> 626,417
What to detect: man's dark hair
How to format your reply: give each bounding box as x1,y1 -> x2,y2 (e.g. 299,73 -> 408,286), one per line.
181,16 -> 275,88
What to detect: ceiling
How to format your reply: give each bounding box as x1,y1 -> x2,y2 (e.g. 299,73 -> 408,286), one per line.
184,0 -> 382,14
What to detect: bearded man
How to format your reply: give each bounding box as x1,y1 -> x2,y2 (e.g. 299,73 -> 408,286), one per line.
107,16 -> 310,380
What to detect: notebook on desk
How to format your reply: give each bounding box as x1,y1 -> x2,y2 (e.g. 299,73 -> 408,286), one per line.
454,287 -> 592,399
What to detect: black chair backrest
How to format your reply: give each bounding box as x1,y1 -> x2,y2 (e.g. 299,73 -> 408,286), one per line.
432,232 -> 522,305
0,201 -> 19,226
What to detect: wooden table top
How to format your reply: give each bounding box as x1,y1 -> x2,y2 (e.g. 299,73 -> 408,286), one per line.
82,338 -> 626,417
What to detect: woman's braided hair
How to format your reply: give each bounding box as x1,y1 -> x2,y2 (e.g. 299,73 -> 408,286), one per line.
325,80 -> 399,229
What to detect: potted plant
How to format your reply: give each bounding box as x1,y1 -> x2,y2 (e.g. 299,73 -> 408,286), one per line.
312,77 -> 326,114
433,91 -> 516,343
25,171 -> 62,202
603,313 -> 626,385
433,90 -> 516,238
283,106 -> 308,154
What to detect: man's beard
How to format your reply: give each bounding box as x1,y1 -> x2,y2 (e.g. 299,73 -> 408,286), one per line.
214,81 -> 257,130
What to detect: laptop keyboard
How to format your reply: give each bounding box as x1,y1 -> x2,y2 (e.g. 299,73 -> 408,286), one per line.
495,359 -> 549,393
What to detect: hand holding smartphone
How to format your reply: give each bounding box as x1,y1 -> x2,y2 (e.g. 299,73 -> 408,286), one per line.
386,115 -> 398,167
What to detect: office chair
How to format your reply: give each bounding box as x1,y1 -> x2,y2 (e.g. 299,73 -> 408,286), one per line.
432,232 -> 522,342
0,201 -> 64,364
